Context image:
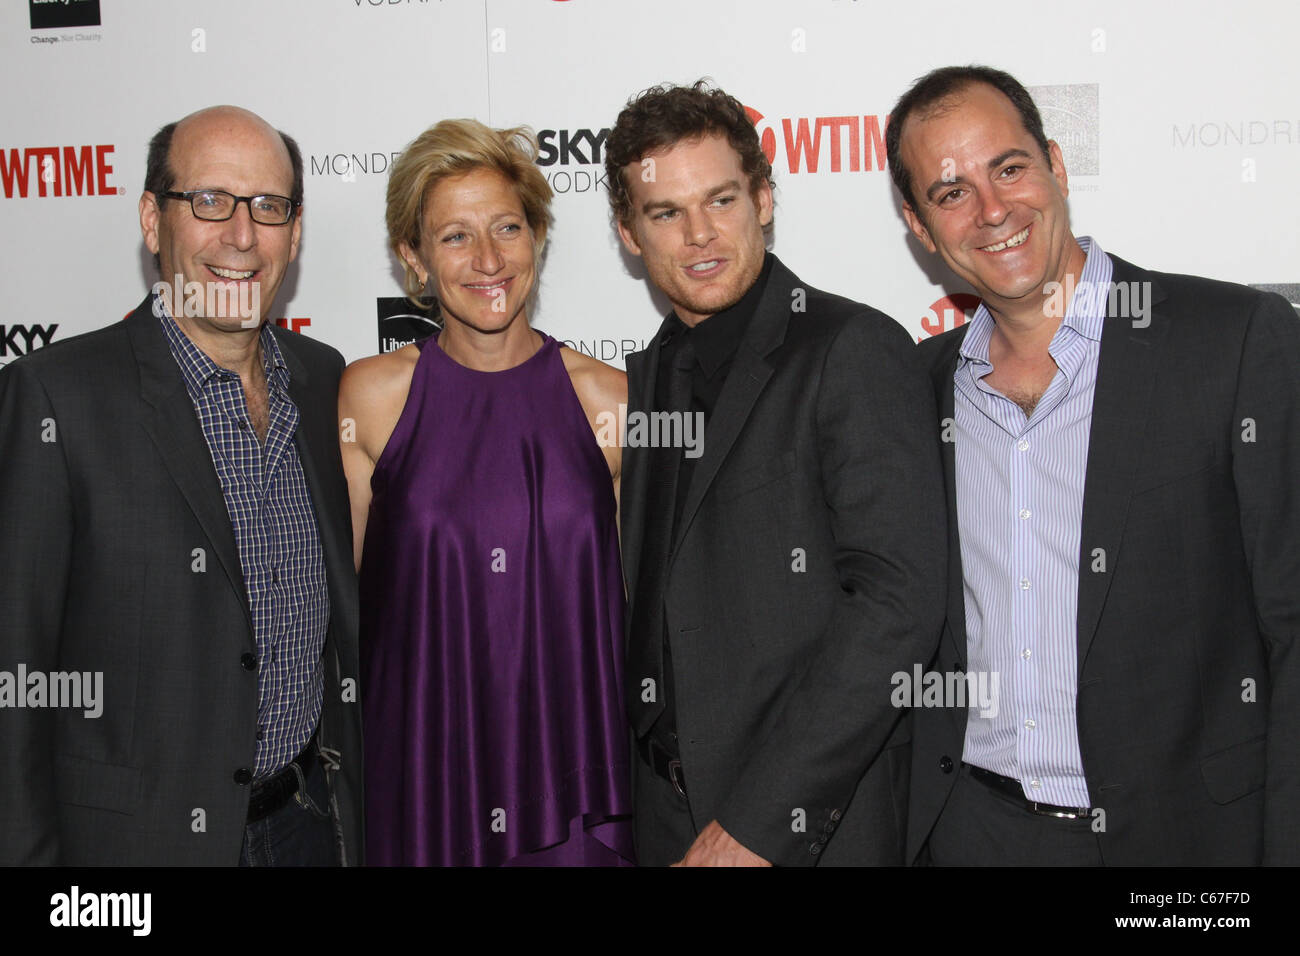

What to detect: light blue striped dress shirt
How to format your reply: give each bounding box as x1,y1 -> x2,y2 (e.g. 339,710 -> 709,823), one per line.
955,236 -> 1111,807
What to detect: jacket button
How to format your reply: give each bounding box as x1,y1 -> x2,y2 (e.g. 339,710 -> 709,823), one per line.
233,767 -> 252,785
809,843 -> 822,855
939,756 -> 954,774
829,808 -> 843,822
240,653 -> 258,671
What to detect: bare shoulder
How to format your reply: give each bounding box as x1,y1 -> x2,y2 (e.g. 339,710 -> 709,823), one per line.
559,345 -> 628,415
340,344 -> 420,414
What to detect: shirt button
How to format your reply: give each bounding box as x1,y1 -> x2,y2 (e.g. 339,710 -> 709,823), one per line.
233,767 -> 252,785
1017,439 -> 1030,451
1019,508 -> 1031,519
1029,778 -> 1042,790
1019,578 -> 1031,590
240,652 -> 258,671
256,727 -> 265,741
1021,648 -> 1032,660
1024,718 -> 1036,729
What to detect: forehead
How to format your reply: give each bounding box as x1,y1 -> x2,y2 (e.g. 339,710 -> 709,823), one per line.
901,83 -> 1032,165
423,167 -> 524,223
624,133 -> 745,201
169,119 -> 293,193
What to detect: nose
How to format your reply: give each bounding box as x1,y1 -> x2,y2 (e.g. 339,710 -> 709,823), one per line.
474,236 -> 505,275
682,207 -> 717,248
975,185 -> 1010,228
220,200 -> 257,250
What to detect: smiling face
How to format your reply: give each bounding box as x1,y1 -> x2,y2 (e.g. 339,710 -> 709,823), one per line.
616,133 -> 772,327
400,167 -> 536,335
140,106 -> 300,333
899,82 -> 1084,326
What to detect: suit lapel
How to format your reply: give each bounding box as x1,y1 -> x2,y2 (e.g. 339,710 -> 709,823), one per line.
1075,255 -> 1170,670
126,298 -> 253,641
669,255 -> 790,555
619,320 -> 667,604
934,339 -> 969,668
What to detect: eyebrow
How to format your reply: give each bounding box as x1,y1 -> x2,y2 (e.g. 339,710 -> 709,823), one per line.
640,179 -> 744,215
922,148 -> 1033,203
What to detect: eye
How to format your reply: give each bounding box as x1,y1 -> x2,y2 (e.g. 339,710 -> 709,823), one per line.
711,195 -> 735,208
194,192 -> 222,207
498,222 -> 522,235
998,164 -> 1025,179
938,187 -> 965,205
442,231 -> 467,244
652,209 -> 677,222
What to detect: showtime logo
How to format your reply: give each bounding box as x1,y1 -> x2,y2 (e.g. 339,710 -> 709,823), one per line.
744,106 -> 889,174
1,145 -> 118,198
918,293 -> 980,342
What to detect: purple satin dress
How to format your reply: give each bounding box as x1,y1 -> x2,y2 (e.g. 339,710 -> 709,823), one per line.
359,331 -> 634,866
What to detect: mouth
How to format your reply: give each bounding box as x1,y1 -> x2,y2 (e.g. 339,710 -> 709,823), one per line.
979,226 -> 1030,253
207,265 -> 257,281
464,277 -> 512,297
683,259 -> 726,278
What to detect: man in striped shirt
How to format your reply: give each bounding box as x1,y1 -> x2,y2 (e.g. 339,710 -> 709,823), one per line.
889,65 -> 1299,864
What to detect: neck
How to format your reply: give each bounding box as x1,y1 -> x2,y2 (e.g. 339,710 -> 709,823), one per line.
173,314 -> 265,380
985,235 -> 1088,361
438,315 -> 540,371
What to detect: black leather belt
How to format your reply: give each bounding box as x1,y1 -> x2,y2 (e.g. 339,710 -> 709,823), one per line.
967,763 -> 1091,819
247,732 -> 318,823
637,734 -> 687,799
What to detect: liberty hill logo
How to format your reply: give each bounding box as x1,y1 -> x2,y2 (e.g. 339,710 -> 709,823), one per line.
1030,83 -> 1100,176
377,295 -> 438,353
30,0 -> 100,30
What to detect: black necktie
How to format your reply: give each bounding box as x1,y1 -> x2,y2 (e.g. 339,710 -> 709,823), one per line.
627,336 -> 695,738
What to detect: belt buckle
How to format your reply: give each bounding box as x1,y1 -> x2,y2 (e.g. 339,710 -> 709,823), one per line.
667,758 -> 687,799
1029,801 -> 1088,820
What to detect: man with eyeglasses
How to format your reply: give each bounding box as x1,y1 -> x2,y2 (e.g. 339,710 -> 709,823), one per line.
0,105 -> 363,866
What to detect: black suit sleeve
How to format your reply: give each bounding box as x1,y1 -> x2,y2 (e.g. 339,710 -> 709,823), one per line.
0,361 -> 73,864
1232,293 -> 1300,864
714,313 -> 948,865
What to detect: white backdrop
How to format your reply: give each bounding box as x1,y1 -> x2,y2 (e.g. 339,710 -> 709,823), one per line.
4,0 -> 1298,368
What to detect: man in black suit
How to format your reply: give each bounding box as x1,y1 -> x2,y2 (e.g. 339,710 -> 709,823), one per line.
606,81 -> 946,866
889,65 -> 1299,864
0,106 -> 363,865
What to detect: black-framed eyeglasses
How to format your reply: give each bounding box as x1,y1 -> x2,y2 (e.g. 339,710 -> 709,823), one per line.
158,189 -> 300,225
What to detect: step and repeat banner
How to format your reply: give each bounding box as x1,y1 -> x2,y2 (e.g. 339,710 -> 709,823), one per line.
3,0 -> 1298,368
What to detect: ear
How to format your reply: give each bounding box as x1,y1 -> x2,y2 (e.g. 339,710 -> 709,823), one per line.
902,202 -> 937,254
288,207 -> 303,263
1048,140 -> 1069,197
616,217 -> 643,258
753,179 -> 774,228
140,192 -> 161,255
397,240 -> 426,285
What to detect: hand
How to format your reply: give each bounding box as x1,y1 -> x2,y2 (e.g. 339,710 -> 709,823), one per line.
672,821 -> 771,867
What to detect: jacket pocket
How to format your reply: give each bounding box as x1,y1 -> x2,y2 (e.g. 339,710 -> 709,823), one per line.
711,449 -> 798,503
53,753 -> 142,816
1199,735 -> 1265,805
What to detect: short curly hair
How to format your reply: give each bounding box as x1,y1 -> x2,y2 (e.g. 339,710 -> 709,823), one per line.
604,79 -> 773,226
386,119 -> 553,303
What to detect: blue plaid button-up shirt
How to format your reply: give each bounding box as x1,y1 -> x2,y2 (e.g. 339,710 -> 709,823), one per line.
159,304 -> 329,780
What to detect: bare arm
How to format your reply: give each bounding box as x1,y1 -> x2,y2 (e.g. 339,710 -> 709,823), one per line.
338,347 -> 419,571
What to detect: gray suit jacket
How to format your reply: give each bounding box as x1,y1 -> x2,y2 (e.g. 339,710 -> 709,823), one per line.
0,297 -> 364,865
907,254 -> 1300,865
621,254 -> 947,865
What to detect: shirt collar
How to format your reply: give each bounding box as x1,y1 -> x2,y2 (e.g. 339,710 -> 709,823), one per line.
155,292 -> 289,398
662,252 -> 773,379
958,235 -> 1109,366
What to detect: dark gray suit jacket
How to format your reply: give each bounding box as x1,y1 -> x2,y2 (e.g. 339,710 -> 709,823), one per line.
0,297 -> 364,865
622,254 -> 947,866
907,254 -> 1300,865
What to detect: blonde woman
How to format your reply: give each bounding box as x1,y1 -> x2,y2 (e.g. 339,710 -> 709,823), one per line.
339,120 -> 632,866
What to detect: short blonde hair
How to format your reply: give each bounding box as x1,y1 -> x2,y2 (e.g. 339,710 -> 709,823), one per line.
386,119 -> 553,302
